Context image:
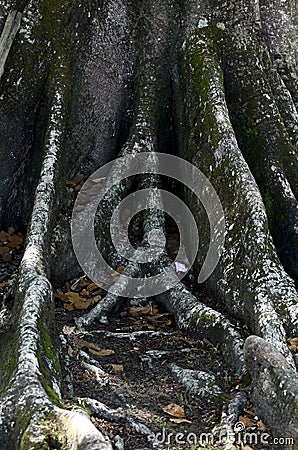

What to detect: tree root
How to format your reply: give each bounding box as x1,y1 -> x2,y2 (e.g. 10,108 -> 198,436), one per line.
179,28 -> 297,368
244,336 -> 298,440
0,65 -> 110,449
78,397 -> 153,438
212,392 -> 247,450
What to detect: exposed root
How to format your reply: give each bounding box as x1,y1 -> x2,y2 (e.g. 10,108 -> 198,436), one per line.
0,65 -> 109,448
78,398 -> 153,438
180,28 -> 297,368
157,284 -> 245,377
170,363 -> 223,400
212,392 -> 247,450
244,336 -> 298,441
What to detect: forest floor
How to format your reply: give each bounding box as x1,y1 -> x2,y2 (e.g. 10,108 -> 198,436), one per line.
54,280 -> 274,450
0,173 -> 284,449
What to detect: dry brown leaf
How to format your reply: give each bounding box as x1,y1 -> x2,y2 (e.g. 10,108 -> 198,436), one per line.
111,364 -> 123,372
151,305 -> 159,315
8,233 -> 23,246
65,292 -> 81,302
116,265 -> 125,274
149,313 -> 170,321
74,298 -> 92,310
63,303 -> 75,311
162,404 -> 185,418
55,290 -> 66,301
288,344 -> 297,353
0,246 -> 9,255
0,281 -> 8,288
80,289 -> 89,297
73,336 -> 101,351
88,282 -> 102,291
0,231 -> 9,242
257,420 -> 266,431
73,174 -> 85,184
90,349 -> 115,357
170,418 -> 192,424
289,337 -> 298,346
66,181 -> 76,188
129,306 -> 151,317
80,277 -> 89,287
244,409 -> 257,417
91,295 -> 102,305
238,416 -> 254,428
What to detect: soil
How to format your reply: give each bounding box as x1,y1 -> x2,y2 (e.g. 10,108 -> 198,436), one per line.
54,273 -> 275,450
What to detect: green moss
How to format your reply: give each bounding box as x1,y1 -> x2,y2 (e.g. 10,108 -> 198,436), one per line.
21,412 -> 66,450
36,345 -> 63,408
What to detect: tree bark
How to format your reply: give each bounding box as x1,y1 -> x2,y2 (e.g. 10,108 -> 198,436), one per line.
0,0 -> 297,447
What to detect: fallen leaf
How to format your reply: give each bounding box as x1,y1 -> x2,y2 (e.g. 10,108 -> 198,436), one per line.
0,281 -> 8,288
91,295 -> 102,304
55,290 -> 66,301
152,305 -> 159,315
0,231 -> 9,242
65,292 -> 81,302
162,404 -> 185,418
88,282 -> 102,291
80,277 -> 89,287
238,416 -> 254,428
111,364 -> 124,372
149,313 -> 170,321
257,420 -> 266,431
80,289 -> 89,297
244,410 -> 257,417
74,298 -> 92,310
74,182 -> 84,192
116,265 -> 125,274
129,306 -> 151,317
73,336 -> 101,351
64,303 -> 75,311
289,337 -> 298,346
288,344 -> 297,353
170,418 -> 192,424
72,174 -> 85,185
0,247 -> 9,255
8,233 -> 23,246
66,180 -> 77,188
90,349 -> 115,357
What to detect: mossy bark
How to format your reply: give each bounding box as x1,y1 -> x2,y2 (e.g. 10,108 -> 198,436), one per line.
0,0 -> 297,446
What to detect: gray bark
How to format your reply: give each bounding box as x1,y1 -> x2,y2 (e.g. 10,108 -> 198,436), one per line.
0,0 -> 297,447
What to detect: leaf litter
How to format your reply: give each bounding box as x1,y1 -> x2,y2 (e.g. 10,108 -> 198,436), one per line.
55,274 -> 275,449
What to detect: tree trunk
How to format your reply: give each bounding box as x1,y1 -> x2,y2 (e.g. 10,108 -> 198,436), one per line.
0,0 -> 297,447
